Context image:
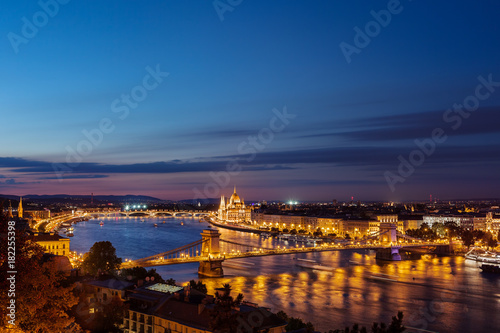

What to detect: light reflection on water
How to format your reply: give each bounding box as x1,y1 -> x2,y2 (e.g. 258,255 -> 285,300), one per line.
70,217 -> 500,332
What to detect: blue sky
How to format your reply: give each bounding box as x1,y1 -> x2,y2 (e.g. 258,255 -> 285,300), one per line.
1,0 -> 500,202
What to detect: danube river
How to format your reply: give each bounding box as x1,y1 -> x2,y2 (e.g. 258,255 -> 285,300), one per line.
69,216 -> 500,332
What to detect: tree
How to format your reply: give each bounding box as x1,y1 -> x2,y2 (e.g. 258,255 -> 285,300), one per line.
74,293 -> 127,333
327,311 -> 405,333
0,209 -> 79,332
165,278 -> 176,285
314,228 -> 323,237
276,310 -> 315,333
81,241 -> 122,276
461,230 -> 475,249
483,232 -> 498,250
119,266 -> 164,283
96,295 -> 128,332
209,283 -> 244,332
189,280 -> 208,294
444,221 -> 460,238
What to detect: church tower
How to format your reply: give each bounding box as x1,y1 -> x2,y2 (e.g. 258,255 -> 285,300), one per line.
8,201 -> 13,218
18,197 -> 23,218
218,196 -> 226,220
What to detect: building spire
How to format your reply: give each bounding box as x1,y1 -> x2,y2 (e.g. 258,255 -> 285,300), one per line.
234,185 -> 236,194
18,196 -> 23,218
8,200 -> 13,218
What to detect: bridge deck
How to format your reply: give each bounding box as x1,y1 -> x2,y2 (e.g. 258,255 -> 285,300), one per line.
120,243 -> 448,268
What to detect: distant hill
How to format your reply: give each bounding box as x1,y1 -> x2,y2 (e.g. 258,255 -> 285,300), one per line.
0,194 -> 168,204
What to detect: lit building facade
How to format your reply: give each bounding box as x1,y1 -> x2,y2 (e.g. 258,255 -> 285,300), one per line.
33,232 -> 70,256
25,209 -> 51,221
423,215 -> 488,231
218,187 -> 252,223
486,212 -> 500,234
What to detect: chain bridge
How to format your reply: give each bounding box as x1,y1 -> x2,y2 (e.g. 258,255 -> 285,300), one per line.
120,227 -> 453,278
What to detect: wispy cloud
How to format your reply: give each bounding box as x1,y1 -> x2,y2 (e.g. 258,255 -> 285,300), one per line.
297,107 -> 500,142
2,142 -> 500,177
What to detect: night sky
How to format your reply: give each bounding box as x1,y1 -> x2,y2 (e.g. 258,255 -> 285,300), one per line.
1,0 -> 500,202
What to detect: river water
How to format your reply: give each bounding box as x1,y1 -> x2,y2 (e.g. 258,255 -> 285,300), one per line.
68,216 -> 500,332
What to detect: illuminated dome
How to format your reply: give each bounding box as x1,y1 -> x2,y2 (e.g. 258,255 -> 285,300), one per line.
229,186 -> 241,204
230,192 -> 241,203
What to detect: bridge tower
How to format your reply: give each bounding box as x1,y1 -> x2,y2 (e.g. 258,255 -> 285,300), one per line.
379,223 -> 398,244
376,223 -> 402,260
198,229 -> 224,278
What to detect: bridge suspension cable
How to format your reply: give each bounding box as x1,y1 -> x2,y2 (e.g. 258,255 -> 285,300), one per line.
220,239 -> 274,251
133,239 -> 207,263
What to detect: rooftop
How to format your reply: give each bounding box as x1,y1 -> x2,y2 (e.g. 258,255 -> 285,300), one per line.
85,278 -> 134,290
32,233 -> 69,242
146,283 -> 183,294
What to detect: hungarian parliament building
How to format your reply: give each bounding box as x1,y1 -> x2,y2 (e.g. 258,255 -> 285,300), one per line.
217,187 -> 252,223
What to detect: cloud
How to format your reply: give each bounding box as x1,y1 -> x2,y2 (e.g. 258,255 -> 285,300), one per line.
0,178 -> 40,185
38,174 -> 109,180
2,142 -> 500,179
298,107 -> 500,142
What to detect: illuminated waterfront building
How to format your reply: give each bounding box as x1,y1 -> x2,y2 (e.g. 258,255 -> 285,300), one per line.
217,187 -> 252,223
25,209 -> 51,221
33,232 -> 70,256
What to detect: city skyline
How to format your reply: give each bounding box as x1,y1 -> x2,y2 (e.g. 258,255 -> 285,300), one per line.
1,1 -> 500,201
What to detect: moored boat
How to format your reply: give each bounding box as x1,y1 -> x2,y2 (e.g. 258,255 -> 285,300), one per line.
465,248 -> 500,264
480,264 -> 500,274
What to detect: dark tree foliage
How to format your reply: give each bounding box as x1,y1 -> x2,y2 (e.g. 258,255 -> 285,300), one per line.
189,280 -> 208,294
165,278 -> 176,285
119,266 -> 165,283
483,231 -> 498,249
406,223 -> 437,240
209,283 -> 244,332
276,310 -> 315,332
81,241 -> 122,276
0,207 -> 79,332
328,312 -> 405,333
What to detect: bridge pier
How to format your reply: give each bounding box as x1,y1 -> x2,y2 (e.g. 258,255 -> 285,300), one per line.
376,246 -> 402,261
198,258 -> 224,278
198,229 -> 225,278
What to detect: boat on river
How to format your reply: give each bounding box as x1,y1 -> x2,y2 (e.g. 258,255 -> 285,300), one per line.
295,258 -> 333,272
480,264 -> 500,274
465,248 -> 500,264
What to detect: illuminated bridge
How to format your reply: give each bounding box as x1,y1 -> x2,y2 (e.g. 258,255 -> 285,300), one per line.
120,228 -> 452,278
79,209 -> 211,218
